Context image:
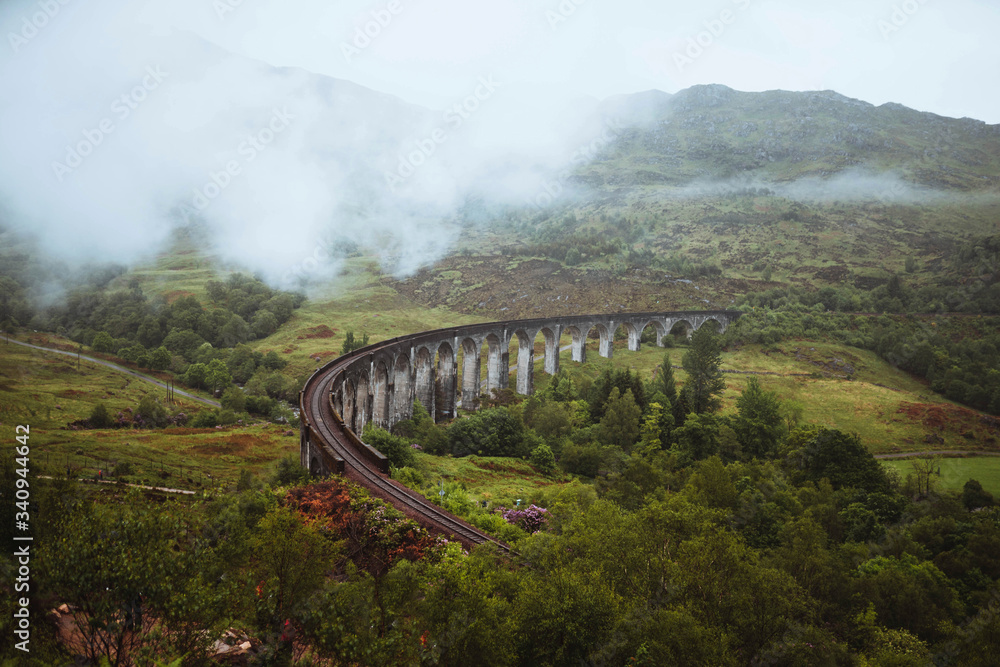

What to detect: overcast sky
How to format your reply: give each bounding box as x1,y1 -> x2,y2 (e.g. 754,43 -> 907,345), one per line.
4,0 -> 996,120
64,0 -> 1000,123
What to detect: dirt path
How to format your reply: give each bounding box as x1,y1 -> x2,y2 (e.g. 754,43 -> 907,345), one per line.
38,475 -> 196,495
874,451 -> 1000,460
5,338 -> 220,408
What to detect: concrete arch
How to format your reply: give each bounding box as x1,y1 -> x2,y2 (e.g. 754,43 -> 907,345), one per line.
332,384 -> 344,416
594,322 -> 614,359
460,337 -> 481,410
539,325 -> 561,375
565,325 -> 588,363
511,329 -> 535,395
485,333 -> 505,395
392,354 -> 412,424
639,319 -> 668,348
372,361 -> 390,428
436,341 -> 457,421
310,310 -> 740,437
698,316 -> 724,334
355,373 -> 370,434
415,346 -> 435,419
618,321 -> 642,352
669,319 -> 694,340
342,378 -> 356,432
309,456 -> 322,476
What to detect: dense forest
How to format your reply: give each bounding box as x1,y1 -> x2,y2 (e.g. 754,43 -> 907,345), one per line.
6,326 -> 998,665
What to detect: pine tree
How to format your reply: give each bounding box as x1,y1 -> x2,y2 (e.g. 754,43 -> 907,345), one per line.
654,352 -> 684,426
598,388 -> 641,453
679,326 -> 726,415
732,377 -> 785,459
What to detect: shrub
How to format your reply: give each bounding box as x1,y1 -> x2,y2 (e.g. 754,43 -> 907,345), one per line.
530,444 -> 556,475
88,403 -> 113,429
362,423 -> 416,469
221,386 -> 247,413
271,456 -> 310,486
499,504 -> 549,533
447,407 -> 526,458
191,410 -> 218,428
135,396 -> 169,429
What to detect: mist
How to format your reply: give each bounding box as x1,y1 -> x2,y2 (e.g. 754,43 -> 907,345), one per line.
674,169 -> 952,205
0,0 -> 613,291
2,0 -> 995,298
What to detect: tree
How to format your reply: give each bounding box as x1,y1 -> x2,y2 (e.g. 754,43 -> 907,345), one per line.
679,326 -> 726,415
183,362 -> 208,389
856,555 -> 963,642
530,443 -> 556,475
652,352 -> 679,410
39,491 -> 223,665
135,395 -> 169,428
910,456 -> 941,498
149,345 -> 172,371
252,310 -> 280,338
362,423 -> 416,469
262,349 -> 288,370
637,402 -> 673,455
587,368 -> 647,422
221,386 -> 247,413
92,330 -> 116,353
792,428 -> 893,495
962,479 -> 995,510
393,400 -> 449,454
731,377 -> 784,459
272,455 -> 311,486
341,331 -> 370,354
205,358 -> 233,395
163,328 -> 206,361
673,413 -> 720,464
523,399 -> 573,446
89,402 -> 113,428
249,506 -> 334,634
448,407 -> 526,457
219,313 -> 252,347
597,387 -> 641,453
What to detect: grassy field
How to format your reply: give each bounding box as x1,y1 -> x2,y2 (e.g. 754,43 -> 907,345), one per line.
409,452 -> 583,509
4,226 -> 998,498
882,456 -> 1000,496
5,287 -> 997,496
0,340 -> 297,488
517,336 -> 998,455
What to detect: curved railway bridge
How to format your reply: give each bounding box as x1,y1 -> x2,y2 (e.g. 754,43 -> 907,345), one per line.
299,309 -> 740,550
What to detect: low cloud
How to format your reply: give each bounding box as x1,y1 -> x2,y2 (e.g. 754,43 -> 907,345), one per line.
0,0 -> 617,292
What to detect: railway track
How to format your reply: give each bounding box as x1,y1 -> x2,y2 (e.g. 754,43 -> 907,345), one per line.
301,339 -> 510,553
300,310 -> 739,552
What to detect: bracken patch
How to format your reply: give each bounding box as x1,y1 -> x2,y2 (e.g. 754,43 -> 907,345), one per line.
297,325 -> 337,340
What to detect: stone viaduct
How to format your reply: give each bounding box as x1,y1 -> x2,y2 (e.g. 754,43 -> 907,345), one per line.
324,310 -> 740,437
